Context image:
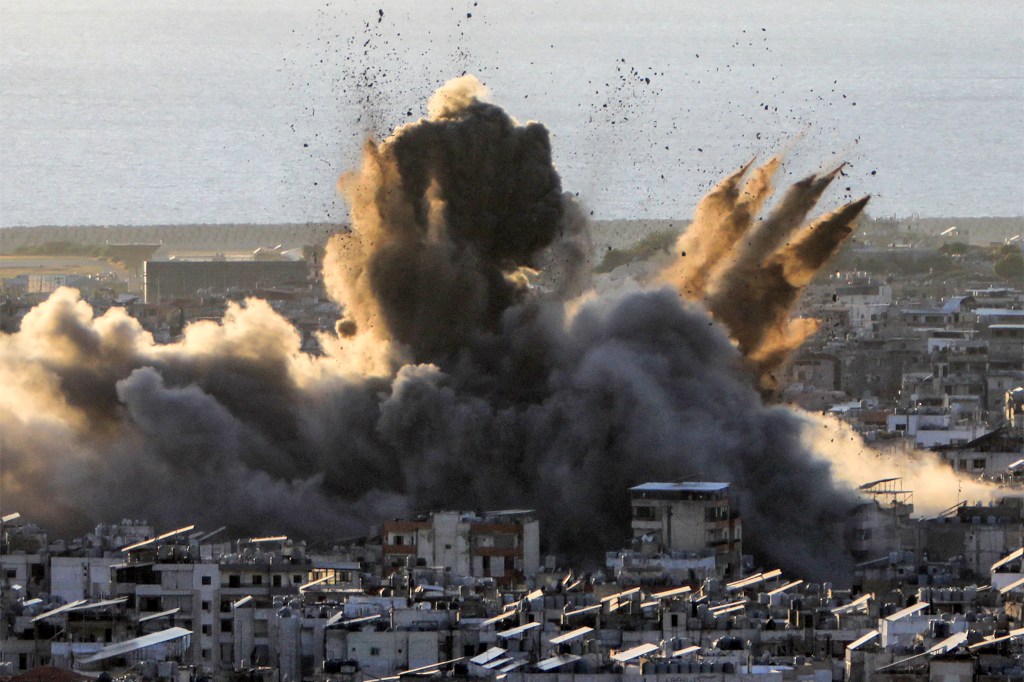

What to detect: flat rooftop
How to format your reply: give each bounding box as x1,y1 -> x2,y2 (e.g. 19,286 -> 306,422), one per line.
630,482 -> 729,493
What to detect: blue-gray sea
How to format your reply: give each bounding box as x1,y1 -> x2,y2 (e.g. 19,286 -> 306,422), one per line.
1,0 -> 1022,227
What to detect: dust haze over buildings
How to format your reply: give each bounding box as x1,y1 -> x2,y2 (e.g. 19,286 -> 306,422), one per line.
1,75 -> 891,583
2,2 -> 1020,583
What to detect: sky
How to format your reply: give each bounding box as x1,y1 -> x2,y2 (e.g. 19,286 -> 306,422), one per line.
1,0 -> 1022,227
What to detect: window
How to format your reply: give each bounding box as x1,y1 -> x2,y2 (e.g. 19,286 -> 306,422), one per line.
252,575 -> 263,586
201,625 -> 212,635
221,619 -> 233,633
370,647 -> 381,656
393,535 -> 405,546
293,575 -> 303,584
273,575 -> 282,587
201,576 -> 212,586
228,575 -> 241,588
632,505 -> 656,521
201,601 -> 211,611
202,649 -> 211,661
973,458 -> 986,469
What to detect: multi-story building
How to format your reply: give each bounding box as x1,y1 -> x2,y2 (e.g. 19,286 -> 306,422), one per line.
628,482 -> 742,579
381,511 -> 539,585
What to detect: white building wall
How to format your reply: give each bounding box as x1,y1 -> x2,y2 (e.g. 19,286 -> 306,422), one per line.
49,557 -> 121,602
522,520 -> 540,578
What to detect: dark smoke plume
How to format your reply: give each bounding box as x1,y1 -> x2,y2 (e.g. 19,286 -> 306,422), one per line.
2,76 -> 904,581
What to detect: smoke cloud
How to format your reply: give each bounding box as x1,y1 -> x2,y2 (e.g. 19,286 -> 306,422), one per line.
662,158 -> 869,394
0,76 -> 982,581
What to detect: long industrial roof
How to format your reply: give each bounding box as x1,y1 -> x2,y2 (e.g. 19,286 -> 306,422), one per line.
79,627 -> 191,664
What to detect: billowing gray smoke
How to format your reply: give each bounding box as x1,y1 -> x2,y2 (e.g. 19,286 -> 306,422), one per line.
1,76 -> 867,580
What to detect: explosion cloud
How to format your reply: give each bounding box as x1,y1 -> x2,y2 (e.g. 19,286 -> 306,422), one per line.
0,76 -> 983,581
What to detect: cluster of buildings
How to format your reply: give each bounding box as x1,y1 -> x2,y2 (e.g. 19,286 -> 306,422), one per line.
784,274 -> 1023,484
0,247 -> 338,352
2,480 -> 1024,682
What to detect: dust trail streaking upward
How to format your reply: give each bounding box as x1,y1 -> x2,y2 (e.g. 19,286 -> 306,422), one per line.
662,156 -> 779,300
664,159 -> 868,393
0,76 -> 964,584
